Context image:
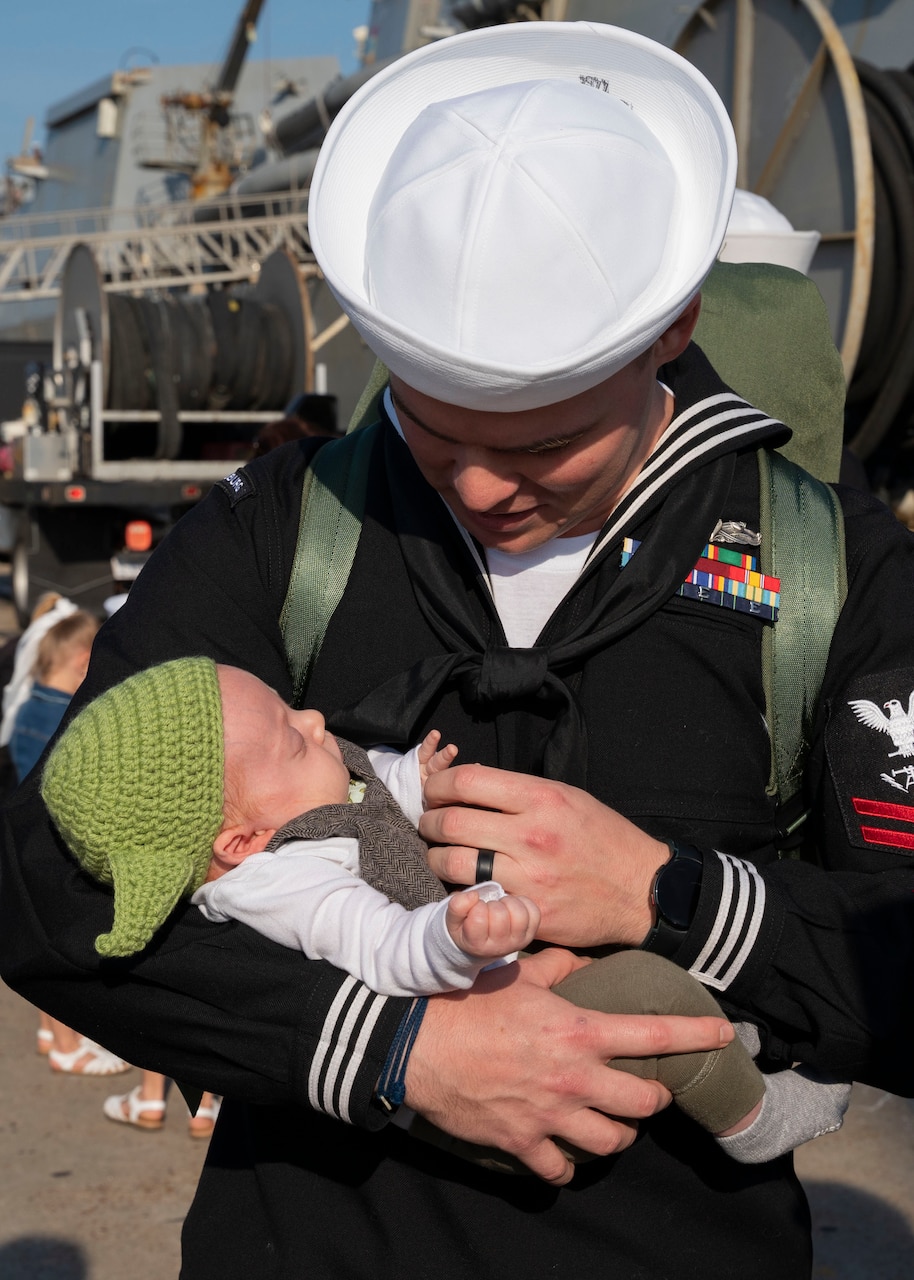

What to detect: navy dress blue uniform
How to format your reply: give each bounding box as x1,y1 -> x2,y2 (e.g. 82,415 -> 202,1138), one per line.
2,348 -> 914,1278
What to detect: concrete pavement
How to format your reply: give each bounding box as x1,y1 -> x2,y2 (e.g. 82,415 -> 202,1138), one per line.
798,1082 -> 914,1278
0,979 -> 205,1280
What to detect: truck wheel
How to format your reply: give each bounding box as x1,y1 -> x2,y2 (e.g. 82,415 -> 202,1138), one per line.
11,517 -> 33,630
12,509 -> 117,627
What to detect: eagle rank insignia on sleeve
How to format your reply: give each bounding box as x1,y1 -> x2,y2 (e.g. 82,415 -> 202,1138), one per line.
829,672 -> 914,855
847,692 -> 914,759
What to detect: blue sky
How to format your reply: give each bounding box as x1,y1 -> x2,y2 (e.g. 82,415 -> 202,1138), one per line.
0,0 -> 367,171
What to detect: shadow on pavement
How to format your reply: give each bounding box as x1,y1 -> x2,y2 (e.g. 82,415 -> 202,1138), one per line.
806,1180 -> 914,1280
0,1236 -> 87,1280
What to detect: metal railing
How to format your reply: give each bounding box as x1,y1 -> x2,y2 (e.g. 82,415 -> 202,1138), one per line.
0,189 -> 314,302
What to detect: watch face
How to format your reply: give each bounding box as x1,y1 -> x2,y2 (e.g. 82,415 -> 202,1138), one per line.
655,855 -> 702,930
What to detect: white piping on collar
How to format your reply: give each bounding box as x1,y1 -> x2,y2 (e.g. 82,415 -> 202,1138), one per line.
382,383 -> 778,584
588,397 -> 778,561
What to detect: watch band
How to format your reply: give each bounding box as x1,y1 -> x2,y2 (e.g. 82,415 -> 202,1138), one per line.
640,840 -> 704,959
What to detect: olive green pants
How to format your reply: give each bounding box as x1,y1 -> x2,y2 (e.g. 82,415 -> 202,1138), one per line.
409,949 -> 764,1174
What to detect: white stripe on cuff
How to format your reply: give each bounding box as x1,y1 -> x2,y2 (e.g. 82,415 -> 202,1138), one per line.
689,852 -> 766,991
309,977 -> 389,1122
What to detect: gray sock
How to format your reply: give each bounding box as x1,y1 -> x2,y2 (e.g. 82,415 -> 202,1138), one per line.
715,1065 -> 852,1164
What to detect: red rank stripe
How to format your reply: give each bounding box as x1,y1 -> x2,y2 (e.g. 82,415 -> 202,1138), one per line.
853,797 -> 914,822
853,797 -> 914,849
859,826 -> 914,849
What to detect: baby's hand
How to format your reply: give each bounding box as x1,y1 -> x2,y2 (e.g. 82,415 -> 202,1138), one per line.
417,729 -> 458,786
445,889 -> 540,959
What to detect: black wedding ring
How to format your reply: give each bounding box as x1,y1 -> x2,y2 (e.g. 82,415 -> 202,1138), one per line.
475,848 -> 496,883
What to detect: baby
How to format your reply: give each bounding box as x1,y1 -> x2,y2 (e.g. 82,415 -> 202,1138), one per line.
41,658 -> 849,1165
42,658 -> 537,988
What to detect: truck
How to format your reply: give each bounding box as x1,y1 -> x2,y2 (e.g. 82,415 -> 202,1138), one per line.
0,0 -> 376,623
0,239 -> 373,623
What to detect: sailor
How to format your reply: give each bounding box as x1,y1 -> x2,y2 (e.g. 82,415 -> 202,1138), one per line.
3,22 -> 914,1279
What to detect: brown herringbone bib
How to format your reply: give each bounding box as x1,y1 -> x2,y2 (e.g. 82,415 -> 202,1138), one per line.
266,738 -> 445,910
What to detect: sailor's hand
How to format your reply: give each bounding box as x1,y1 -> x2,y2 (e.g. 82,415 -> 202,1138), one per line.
420,763 -> 669,948
404,948 -> 733,1186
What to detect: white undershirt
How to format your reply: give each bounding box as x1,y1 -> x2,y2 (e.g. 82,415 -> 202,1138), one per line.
485,535 -> 595,646
384,387 -> 597,646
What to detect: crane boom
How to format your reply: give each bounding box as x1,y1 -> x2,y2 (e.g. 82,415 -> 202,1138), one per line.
214,0 -> 267,100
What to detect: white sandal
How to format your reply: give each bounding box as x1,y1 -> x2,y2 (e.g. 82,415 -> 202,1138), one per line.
103,1085 -> 166,1131
48,1037 -> 131,1076
188,1096 -> 221,1140
37,1028 -> 54,1056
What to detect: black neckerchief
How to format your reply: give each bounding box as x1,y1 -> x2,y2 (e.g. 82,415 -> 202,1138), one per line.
330,344 -> 790,785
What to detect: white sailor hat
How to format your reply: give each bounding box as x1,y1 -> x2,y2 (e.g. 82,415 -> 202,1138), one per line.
310,22 -> 737,411
719,189 -> 821,276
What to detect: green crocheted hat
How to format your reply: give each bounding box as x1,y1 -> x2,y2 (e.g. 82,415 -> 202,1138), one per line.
41,657 -> 225,958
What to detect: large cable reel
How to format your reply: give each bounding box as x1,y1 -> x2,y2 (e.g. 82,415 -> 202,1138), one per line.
53,244 -> 310,464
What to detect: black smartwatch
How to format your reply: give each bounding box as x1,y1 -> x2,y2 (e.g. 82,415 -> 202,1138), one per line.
641,840 -> 704,958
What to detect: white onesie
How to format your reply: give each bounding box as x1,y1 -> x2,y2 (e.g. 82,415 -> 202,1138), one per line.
192,743 -> 505,997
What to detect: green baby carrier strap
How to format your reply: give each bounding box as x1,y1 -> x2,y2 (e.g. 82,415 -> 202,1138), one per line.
759,448 -> 846,846
279,421 -> 846,829
280,420 -> 381,708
